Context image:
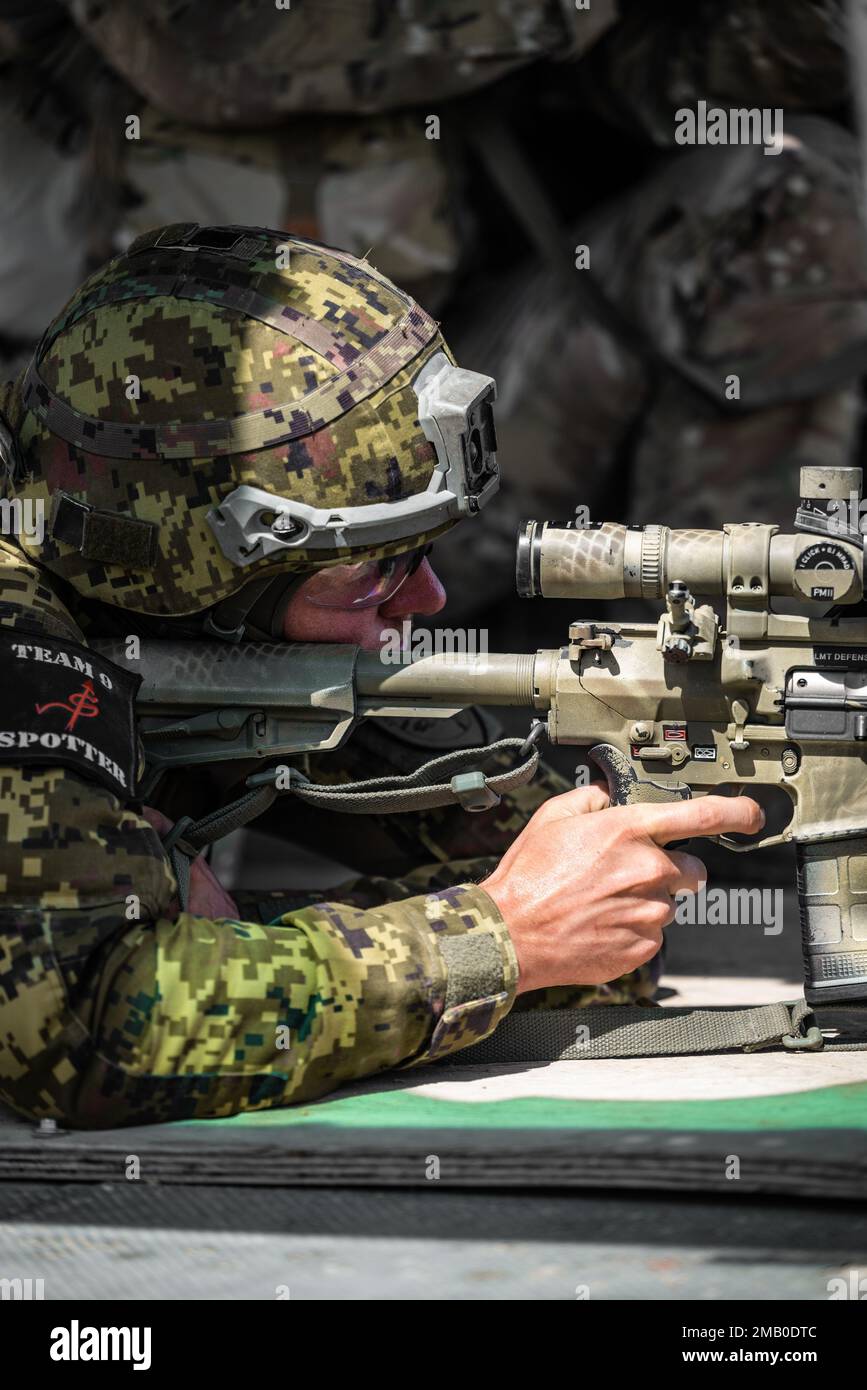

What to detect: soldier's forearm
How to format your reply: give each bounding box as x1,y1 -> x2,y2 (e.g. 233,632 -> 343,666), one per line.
0,755 -> 519,1125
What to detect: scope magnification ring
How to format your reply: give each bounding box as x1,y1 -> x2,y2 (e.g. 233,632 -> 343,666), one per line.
641,525 -> 664,598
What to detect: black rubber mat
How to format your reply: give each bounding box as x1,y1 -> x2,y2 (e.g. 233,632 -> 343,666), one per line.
1,1104 -> 865,1199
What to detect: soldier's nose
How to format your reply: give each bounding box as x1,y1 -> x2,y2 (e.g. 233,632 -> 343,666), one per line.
381,558 -> 446,618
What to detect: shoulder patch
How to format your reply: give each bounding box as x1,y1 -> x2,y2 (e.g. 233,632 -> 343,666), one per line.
0,629 -> 141,798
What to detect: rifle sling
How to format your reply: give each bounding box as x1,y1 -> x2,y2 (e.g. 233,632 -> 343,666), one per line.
160,735 -> 541,908
448,999 -> 867,1060
159,743 -> 867,1057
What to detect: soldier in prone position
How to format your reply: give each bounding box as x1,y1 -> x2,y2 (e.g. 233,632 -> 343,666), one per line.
0,228 -> 760,1127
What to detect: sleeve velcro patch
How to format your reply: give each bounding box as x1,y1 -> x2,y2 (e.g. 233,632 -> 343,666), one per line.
0,629 -> 142,799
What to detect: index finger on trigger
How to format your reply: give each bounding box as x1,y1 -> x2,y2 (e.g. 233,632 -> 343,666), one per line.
625,794 -> 766,846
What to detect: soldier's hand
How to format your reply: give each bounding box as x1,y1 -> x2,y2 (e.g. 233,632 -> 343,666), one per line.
140,806 -> 240,920
480,787 -> 765,995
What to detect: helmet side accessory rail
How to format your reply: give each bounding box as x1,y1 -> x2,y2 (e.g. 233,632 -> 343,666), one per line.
205,351 -> 499,566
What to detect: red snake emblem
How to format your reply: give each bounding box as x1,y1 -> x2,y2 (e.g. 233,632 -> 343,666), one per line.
35,678 -> 100,732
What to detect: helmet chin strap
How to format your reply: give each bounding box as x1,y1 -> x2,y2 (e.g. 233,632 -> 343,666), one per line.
203,570 -> 311,642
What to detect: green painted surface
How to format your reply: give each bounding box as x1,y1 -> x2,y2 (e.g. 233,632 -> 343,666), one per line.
183,1081 -> 867,1133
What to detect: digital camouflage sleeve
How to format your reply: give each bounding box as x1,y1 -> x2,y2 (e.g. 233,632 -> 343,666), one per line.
0,528 -> 660,1130
0,538 -> 524,1129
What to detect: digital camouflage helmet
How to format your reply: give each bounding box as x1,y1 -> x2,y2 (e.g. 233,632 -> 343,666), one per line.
1,223 -> 498,639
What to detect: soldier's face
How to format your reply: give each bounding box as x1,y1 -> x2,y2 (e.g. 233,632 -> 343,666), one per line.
281,556 -> 447,650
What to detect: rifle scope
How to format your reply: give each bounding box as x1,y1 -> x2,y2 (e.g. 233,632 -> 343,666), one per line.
516,465 -> 867,605
516,520 -> 865,605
